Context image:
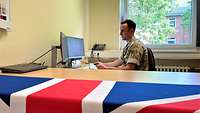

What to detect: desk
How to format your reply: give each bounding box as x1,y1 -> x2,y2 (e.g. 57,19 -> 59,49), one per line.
1,68 -> 200,113
12,68 -> 200,85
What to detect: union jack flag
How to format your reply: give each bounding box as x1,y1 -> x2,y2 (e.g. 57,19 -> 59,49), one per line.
1,75 -> 200,113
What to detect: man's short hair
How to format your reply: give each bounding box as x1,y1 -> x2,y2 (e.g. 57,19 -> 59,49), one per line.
121,19 -> 136,31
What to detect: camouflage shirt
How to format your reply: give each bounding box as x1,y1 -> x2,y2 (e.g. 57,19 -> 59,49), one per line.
120,37 -> 149,71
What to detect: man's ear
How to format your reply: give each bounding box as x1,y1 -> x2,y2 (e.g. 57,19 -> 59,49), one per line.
131,29 -> 134,32
130,28 -> 134,33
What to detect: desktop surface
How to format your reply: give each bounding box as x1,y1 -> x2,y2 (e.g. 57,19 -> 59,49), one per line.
1,68 -> 199,85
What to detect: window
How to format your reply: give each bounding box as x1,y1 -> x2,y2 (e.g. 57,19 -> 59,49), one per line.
168,37 -> 176,44
169,17 -> 176,27
120,0 -> 198,49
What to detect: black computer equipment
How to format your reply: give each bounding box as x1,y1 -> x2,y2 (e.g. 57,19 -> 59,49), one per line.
60,32 -> 85,68
0,63 -> 48,73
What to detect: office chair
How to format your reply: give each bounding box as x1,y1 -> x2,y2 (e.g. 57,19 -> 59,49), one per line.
147,48 -> 156,71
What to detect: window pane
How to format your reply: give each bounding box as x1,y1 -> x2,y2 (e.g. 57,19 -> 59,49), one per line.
127,0 -> 192,45
169,17 -> 176,27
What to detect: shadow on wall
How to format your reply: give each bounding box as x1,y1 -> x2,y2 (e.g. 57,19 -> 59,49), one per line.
0,29 -> 8,39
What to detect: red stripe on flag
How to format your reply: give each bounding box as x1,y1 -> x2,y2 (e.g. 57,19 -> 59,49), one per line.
137,99 -> 200,113
26,79 -> 101,113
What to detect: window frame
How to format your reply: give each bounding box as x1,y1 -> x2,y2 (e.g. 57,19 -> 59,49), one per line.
120,0 -> 198,50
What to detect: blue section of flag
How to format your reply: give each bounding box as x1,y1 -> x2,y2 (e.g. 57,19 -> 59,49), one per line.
103,82 -> 200,113
0,75 -> 52,106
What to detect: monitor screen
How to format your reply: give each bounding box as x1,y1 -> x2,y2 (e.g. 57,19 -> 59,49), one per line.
60,32 -> 85,64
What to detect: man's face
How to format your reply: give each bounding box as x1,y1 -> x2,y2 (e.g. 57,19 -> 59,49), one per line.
120,23 -> 133,41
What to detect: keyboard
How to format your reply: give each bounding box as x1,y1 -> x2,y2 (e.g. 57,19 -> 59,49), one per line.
0,63 -> 48,73
81,63 -> 97,69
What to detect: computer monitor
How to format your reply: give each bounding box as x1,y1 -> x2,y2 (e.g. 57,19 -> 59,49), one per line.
60,32 -> 85,67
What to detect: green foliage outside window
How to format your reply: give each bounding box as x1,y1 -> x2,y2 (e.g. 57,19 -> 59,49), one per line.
127,0 -> 191,44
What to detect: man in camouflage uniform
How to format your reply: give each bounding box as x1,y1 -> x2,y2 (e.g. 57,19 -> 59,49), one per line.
96,19 -> 148,70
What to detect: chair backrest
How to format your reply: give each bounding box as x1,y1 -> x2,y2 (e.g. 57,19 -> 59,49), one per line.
147,48 -> 156,71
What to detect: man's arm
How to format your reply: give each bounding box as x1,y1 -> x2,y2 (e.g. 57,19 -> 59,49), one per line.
96,59 -> 122,69
96,59 -> 137,70
117,63 -> 137,70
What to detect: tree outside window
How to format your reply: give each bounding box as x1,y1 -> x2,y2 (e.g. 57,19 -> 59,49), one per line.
126,0 -> 192,45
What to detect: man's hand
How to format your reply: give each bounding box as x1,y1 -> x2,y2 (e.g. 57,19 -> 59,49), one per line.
95,62 -> 107,69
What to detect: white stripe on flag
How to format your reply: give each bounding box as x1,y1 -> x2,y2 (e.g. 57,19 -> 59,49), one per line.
82,81 -> 116,113
0,98 -> 10,113
194,110 -> 200,113
111,94 -> 200,113
10,78 -> 65,113
194,107 -> 200,113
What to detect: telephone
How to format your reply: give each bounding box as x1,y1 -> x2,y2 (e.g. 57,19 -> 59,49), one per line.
92,44 -> 106,51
